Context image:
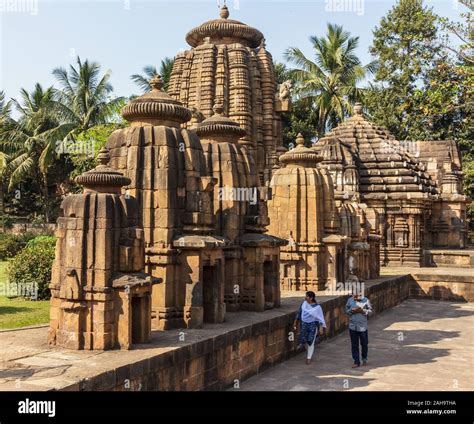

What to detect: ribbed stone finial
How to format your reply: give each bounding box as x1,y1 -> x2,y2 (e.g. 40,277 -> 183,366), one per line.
122,73 -> 192,125
97,147 -> 110,166
279,133 -> 322,166
213,102 -> 224,115
150,75 -> 164,91
186,3 -> 263,48
220,4 -> 229,19
296,133 -> 305,146
353,102 -> 363,115
75,146 -> 131,191
196,102 -> 246,139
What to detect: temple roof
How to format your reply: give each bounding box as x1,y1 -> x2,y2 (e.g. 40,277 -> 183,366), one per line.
316,103 -> 438,199
279,134 -> 322,167
414,139 -> 463,187
195,103 -> 246,139
75,147 -> 131,190
416,140 -> 461,168
185,5 -> 264,48
317,136 -> 356,167
122,75 -> 192,124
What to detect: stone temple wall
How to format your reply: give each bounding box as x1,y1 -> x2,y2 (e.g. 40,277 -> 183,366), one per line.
106,75 -> 285,332
268,132 -> 381,292
49,149 -> 156,350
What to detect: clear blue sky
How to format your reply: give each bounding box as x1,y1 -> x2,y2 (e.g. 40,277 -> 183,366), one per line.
0,0 -> 467,102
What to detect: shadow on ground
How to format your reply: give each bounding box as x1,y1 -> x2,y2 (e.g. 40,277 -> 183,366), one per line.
236,300 -> 474,391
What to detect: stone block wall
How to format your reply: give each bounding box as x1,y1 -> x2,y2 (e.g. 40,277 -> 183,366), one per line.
422,250 -> 474,268
68,275 -> 412,391
408,273 -> 474,302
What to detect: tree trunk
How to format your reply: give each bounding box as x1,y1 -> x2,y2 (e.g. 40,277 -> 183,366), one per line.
0,176 -> 4,215
42,172 -> 50,224
0,177 -> 4,233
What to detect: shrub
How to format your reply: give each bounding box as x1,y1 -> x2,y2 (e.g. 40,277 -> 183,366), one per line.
0,232 -> 36,260
30,215 -> 47,225
8,236 -> 56,300
0,214 -> 14,231
25,235 -> 56,248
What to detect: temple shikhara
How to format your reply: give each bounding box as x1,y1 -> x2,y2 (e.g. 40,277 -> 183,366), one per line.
47,5 -> 468,350
168,4 -> 289,185
314,103 -> 468,267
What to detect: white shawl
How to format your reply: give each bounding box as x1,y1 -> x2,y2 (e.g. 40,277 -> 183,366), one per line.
301,301 -> 327,327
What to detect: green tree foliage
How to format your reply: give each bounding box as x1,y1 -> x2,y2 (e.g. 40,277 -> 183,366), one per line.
0,232 -> 36,260
66,123 -> 125,192
52,56 -> 125,134
0,58 -> 124,221
0,91 -> 13,148
131,57 -> 175,93
8,235 -> 56,300
285,23 -> 375,138
0,84 -> 75,222
367,0 -> 473,227
367,0 -> 440,138
0,91 -> 13,214
274,62 -> 318,147
367,0 -> 446,140
440,3 -> 474,224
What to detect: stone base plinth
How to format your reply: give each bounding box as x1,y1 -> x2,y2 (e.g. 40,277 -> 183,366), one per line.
0,274 -> 412,391
382,267 -> 474,302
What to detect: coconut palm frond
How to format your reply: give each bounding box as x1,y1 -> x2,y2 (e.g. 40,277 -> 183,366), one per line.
285,23 -> 372,135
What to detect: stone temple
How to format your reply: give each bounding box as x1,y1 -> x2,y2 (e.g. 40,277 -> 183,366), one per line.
47,5 -> 468,350
268,133 -> 381,292
168,4 -> 289,185
314,103 -> 468,267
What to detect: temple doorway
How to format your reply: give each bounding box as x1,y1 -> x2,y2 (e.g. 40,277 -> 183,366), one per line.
263,260 -> 278,307
131,296 -> 145,344
336,250 -> 345,284
202,265 -> 219,323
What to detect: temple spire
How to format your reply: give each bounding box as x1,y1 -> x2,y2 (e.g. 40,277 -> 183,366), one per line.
220,4 -> 229,19
353,102 -> 363,116
213,102 -> 224,116
150,75 -> 164,91
296,133 -> 305,146
97,147 -> 110,166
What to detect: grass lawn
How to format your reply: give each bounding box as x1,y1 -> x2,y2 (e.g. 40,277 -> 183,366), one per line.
0,260 -> 50,330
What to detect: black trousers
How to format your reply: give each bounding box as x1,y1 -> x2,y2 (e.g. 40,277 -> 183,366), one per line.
349,329 -> 368,365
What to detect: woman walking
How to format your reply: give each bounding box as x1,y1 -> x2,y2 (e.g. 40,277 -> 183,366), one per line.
293,291 -> 327,365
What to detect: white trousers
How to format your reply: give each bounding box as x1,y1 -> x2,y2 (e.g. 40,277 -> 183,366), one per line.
305,332 -> 318,360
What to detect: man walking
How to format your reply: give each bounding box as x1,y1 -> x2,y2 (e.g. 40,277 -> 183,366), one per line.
345,291 -> 373,368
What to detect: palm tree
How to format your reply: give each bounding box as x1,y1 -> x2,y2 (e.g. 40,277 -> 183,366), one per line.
0,90 -> 13,163
0,91 -> 13,214
0,84 -> 75,222
52,56 -> 125,136
131,57 -> 175,93
285,23 -> 376,136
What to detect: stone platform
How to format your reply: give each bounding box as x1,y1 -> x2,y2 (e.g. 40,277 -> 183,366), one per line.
422,248 -> 474,268
1,269 -> 471,392
0,274 -> 410,392
236,299 -> 474,391
382,266 -> 474,302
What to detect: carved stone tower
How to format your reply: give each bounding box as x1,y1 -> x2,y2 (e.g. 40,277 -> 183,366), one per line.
168,4 -> 289,184
48,148 -> 156,350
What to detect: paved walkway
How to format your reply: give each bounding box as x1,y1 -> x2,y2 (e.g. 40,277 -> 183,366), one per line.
236,299 -> 474,391
381,266 -> 474,277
